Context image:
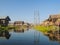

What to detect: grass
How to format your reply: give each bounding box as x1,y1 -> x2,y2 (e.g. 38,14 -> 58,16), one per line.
33,25 -> 57,33
0,24 -> 58,33
0,25 -> 14,31
0,25 -> 28,31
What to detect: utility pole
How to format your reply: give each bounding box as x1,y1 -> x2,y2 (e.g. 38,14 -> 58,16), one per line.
34,10 -> 40,45
34,10 -> 40,25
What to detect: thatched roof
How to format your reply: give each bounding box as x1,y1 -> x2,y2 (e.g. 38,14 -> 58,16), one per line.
41,14 -> 60,26
49,14 -> 60,19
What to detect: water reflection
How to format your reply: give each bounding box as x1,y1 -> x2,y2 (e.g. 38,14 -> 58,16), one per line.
0,29 -> 60,45
0,30 -> 11,39
14,28 -> 29,33
14,29 -> 24,32
0,28 -> 29,40
45,30 -> 60,42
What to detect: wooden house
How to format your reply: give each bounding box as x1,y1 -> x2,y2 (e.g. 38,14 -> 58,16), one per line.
14,21 -> 24,26
0,16 -> 11,26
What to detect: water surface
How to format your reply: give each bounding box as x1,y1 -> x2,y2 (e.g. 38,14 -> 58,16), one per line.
0,29 -> 60,45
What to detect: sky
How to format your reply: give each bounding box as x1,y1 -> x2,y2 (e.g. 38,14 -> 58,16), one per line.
0,0 -> 60,23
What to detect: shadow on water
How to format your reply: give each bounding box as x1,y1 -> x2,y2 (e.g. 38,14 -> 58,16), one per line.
0,30 -> 11,39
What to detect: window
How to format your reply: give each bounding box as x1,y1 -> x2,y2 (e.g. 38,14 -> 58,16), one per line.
1,20 -> 5,24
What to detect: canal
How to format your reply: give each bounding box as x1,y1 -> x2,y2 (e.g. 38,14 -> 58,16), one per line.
0,29 -> 60,45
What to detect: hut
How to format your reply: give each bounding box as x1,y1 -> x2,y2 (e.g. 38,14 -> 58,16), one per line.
14,21 -> 24,26
0,16 -> 11,26
42,14 -> 60,26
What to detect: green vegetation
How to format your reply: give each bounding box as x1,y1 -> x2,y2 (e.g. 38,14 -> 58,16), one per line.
33,25 -> 57,33
0,25 -> 14,31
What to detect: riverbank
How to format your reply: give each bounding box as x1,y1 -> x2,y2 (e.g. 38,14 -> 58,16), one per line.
33,25 -> 59,33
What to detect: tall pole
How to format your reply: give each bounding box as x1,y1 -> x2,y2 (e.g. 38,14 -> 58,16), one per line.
34,10 -> 40,45
34,10 -> 40,25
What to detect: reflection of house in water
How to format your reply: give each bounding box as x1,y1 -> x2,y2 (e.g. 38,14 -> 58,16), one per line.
41,14 -> 60,26
0,16 -> 11,26
45,30 -> 60,42
0,30 -> 11,39
47,33 -> 60,42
